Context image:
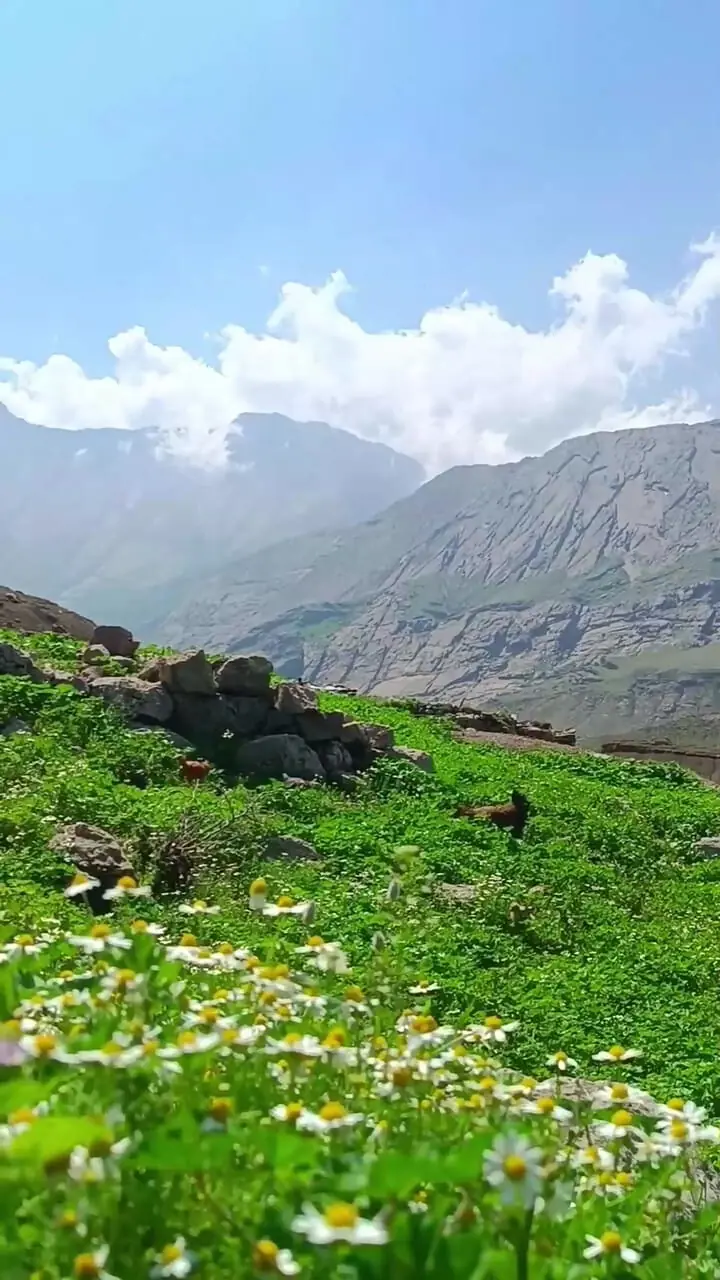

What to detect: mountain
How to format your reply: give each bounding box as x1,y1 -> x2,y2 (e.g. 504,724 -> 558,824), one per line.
0,408 -> 423,629
156,419 -> 720,739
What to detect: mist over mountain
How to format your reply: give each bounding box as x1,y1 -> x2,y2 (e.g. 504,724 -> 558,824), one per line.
0,408 -> 423,629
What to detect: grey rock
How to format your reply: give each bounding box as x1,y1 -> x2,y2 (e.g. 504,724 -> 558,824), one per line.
158,650 -> 216,696
334,771 -> 362,793
225,695 -> 270,737
87,676 -> 173,723
216,654 -> 273,696
91,625 -> 139,658
169,693 -> 238,746
317,739 -> 354,776
275,681 -> 319,715
282,775 -> 322,789
131,725 -> 194,751
113,656 -> 136,672
137,659 -> 162,683
235,733 -> 325,781
295,709 -> 347,742
49,821 -> 133,915
0,718 -> 32,737
360,723 -> 395,751
694,837 -> 720,858
82,643 -> 111,665
387,745 -> 434,772
0,641 -> 43,682
44,669 -> 90,692
266,835 -> 322,862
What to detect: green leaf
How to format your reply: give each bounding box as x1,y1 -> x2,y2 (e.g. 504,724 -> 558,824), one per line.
10,1116 -> 111,1167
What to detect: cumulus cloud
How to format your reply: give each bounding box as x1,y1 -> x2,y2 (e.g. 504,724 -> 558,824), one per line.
0,236 -> 719,473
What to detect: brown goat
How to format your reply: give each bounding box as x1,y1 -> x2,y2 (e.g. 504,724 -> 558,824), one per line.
455,790 -> 531,838
181,758 -> 212,785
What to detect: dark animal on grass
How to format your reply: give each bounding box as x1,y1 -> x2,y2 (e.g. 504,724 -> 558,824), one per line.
181,758 -> 211,785
455,790 -> 531,838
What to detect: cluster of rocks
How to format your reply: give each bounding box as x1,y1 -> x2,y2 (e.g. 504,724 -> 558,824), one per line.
387,697 -> 576,746
0,629 -> 433,785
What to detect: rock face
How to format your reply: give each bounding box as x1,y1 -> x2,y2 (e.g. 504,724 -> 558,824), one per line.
49,822 -> 133,915
215,655 -> 273,697
157,650 -> 216,696
91,625 -> 139,658
0,641 -> 43,682
156,419 -> 720,739
87,676 -> 173,723
0,586 -> 94,640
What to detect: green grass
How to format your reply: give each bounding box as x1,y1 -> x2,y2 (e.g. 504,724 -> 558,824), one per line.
2,658 -> 720,1110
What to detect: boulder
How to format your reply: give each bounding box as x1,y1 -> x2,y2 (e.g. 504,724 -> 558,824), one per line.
169,693 -> 238,746
131,725 -> 195,751
387,746 -> 435,772
275,681 -> 319,716
113,656 -> 136,673
49,822 -> 133,915
295,710 -> 347,742
137,659 -> 162,683
215,655 -> 273,697
282,775 -> 322,789
360,723 -> 395,751
317,740 -> 354,777
91,625 -> 139,658
87,676 -> 173,724
44,669 -> 90,692
0,642 -> 43,682
157,650 -> 217,697
694,837 -> 720,859
224,695 -> 270,737
0,718 -> 31,737
235,733 -> 325,782
266,835 -> 322,862
82,643 -> 111,666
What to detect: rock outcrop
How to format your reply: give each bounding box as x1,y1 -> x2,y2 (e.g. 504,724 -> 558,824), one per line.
90,625 -> 139,658
49,822 -> 133,915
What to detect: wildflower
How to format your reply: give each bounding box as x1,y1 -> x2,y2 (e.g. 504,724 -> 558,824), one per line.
158,1030 -> 220,1058
484,1133 -> 544,1208
595,1108 -> 639,1141
655,1115 -> 720,1148
130,918 -> 165,936
102,876 -> 151,901
68,1137 -> 132,1182
291,1202 -> 388,1246
297,1101 -> 365,1133
522,1096 -> 573,1123
251,1240 -> 300,1275
466,1016 -> 519,1044
72,1246 -> 119,1280
18,1032 -> 74,1062
592,1045 -> 642,1063
202,1097 -> 234,1132
249,878 -> 268,911
151,1238 -> 194,1278
65,872 -> 101,898
67,924 -> 132,954
264,896 -> 310,917
658,1098 -> 709,1124
409,980 -> 440,995
265,1032 -> 323,1058
271,1102 -> 308,1125
178,900 -> 221,916
591,1081 -> 649,1109
342,986 -> 370,1014
584,1232 -> 640,1264
545,1050 -> 578,1072
4,933 -> 47,959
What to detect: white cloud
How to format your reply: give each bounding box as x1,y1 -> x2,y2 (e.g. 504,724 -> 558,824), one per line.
0,236 -> 719,474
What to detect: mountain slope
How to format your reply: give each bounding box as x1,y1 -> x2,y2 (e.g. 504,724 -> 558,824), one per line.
0,408 -> 423,628
157,420 -> 720,736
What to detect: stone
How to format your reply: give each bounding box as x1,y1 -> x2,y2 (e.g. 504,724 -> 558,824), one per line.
157,650 -> 217,696
224,695 -> 270,737
275,681 -> 319,715
282,775 -> 322,789
80,666 -> 107,680
0,641 -> 43,682
87,676 -> 173,723
49,821 -> 133,915
437,883 -> 478,906
137,659 -> 162,683
131,725 -> 195,751
168,693 -> 238,746
387,745 -> 435,772
316,739 -> 354,777
295,709 -> 347,742
44,669 -> 90,692
81,643 -> 110,665
91,625 -> 139,658
235,733 -> 325,782
694,837 -> 720,859
266,835 -> 322,862
338,720 -> 369,747
215,654 -> 273,697
113,656 -> 136,672
360,723 -> 395,751
0,718 -> 31,737
334,771 -> 362,794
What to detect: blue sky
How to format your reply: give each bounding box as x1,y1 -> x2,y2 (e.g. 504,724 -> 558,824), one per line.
0,0 -> 719,471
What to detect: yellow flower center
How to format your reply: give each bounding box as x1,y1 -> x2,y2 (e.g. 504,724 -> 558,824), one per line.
597,1171 -> 615,1187
90,925 -> 111,940
319,1101 -> 347,1122
250,878 -> 267,896
116,969 -> 136,986
245,956 -> 260,970
607,1045 -> 626,1059
15,934 -> 35,946
284,1033 -> 302,1046
670,1120 -> 689,1141
391,1066 -> 414,1087
536,1096 -> 556,1115
177,1031 -> 198,1049
9,1107 -> 37,1126
284,1102 -> 304,1123
484,1016 -> 503,1030
70,874 -> 89,886
521,1077 -> 537,1090
259,991 -> 277,1006
611,1109 -> 633,1128
142,1041 -> 159,1056
553,1051 -> 567,1062
179,934 -> 197,947
217,943 -> 234,956
131,919 -> 148,932
253,1240 -> 279,1270
221,1029 -> 238,1045
160,1245 -> 183,1264
477,1076 -> 497,1093
74,1255 -> 101,1279
323,1029 -> 346,1049
324,1203 -> 359,1229
274,964 -> 290,979
344,986 -> 365,1003
213,989 -> 229,1001
610,1083 -> 629,1100
615,1171 -> 633,1188
200,1007 -> 219,1024
599,1231 -> 622,1254
117,876 -> 138,890
193,900 -> 207,910
33,1034 -> 57,1056
101,1041 -> 123,1057
667,1097 -> 685,1111
209,1097 -> 233,1123
59,1209 -> 79,1228
276,896 -> 294,909
410,1015 -> 437,1034
307,935 -> 324,947
502,1155 -> 528,1181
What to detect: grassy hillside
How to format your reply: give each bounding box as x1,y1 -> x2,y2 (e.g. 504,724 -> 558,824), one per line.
2,632 -> 720,1276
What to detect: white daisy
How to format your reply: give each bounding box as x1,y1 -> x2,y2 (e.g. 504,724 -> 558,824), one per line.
251,1240 -> 300,1275
150,1238 -> 195,1279
291,1202 -> 388,1246
545,1050 -> 578,1072
64,872 -> 101,898
102,876 -> 151,901
409,980 -> 440,995
178,900 -> 221,916
465,1016 -> 519,1045
591,1082 -> 650,1110
658,1098 -> 709,1124
592,1045 -> 642,1063
129,919 -> 165,937
263,897 -> 310,917
67,925 -> 132,954
69,1245 -> 120,1280
248,879 -> 268,911
521,1097 -> 573,1123
594,1108 -> 639,1141
484,1133 -> 544,1208
3,934 -> 47,959
296,1102 -> 365,1133
265,1033 -> 323,1058
584,1232 -> 640,1264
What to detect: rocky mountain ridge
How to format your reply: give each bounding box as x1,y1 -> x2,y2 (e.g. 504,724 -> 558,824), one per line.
157,420 -> 720,738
